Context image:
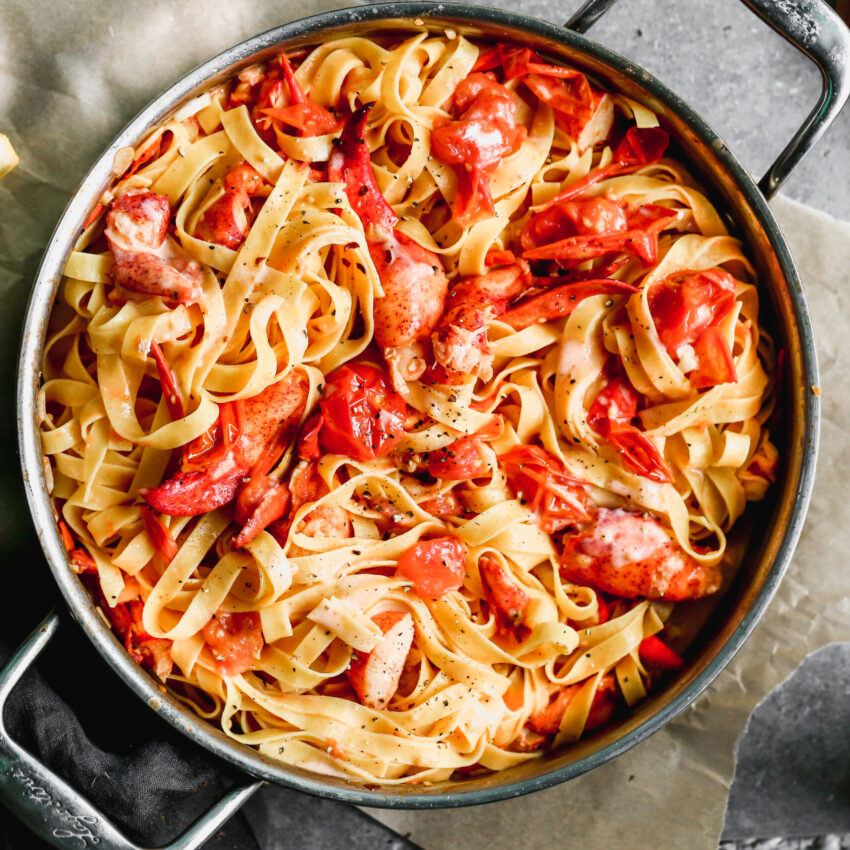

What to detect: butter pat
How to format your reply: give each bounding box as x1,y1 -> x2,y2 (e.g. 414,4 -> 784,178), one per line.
0,134 -> 19,179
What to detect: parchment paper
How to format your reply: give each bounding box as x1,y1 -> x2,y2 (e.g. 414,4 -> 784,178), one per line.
1,2 -> 847,848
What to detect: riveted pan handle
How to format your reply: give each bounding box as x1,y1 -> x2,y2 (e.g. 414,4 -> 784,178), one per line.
566,0 -> 850,199
0,612 -> 263,850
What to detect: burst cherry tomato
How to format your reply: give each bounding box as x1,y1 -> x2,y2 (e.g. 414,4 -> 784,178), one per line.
586,374 -> 639,427
647,268 -> 738,387
648,269 -> 736,353
202,611 -> 263,676
587,375 -> 673,484
316,364 -> 407,461
430,73 -> 526,226
500,445 -> 592,533
426,436 -> 488,480
521,197 -> 628,252
431,74 -> 525,171
395,536 -> 466,599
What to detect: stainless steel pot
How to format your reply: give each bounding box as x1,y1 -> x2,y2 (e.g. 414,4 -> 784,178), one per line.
11,1 -> 849,846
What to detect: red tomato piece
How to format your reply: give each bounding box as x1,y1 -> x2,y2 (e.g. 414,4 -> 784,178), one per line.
430,73 -> 526,227
648,268 -> 737,353
395,536 -> 466,599
58,519 -> 75,552
316,364 -> 407,461
638,635 -> 685,670
521,72 -> 597,138
587,375 -> 673,484
500,445 -> 592,533
613,126 -> 670,166
648,269 -> 738,388
426,435 -> 487,480
202,611 -> 263,676
691,326 -> 738,388
69,548 -> 97,574
432,73 -> 526,171
473,43 -> 592,82
586,374 -> 639,428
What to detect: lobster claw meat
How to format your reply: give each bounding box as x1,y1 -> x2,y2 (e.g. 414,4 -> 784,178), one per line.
140,371 -> 308,517
194,164 -> 267,250
500,279 -> 639,330
479,555 -> 529,635
328,103 -> 399,238
232,474 -> 292,548
329,105 -> 448,385
106,190 -> 203,305
561,508 -> 720,600
430,260 -> 531,382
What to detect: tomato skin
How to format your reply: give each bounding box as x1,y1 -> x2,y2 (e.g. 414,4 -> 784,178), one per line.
647,269 -> 738,388
430,73 -> 526,227
587,375 -> 673,484
521,72 -> 597,137
500,445 -> 592,533
638,635 -> 684,670
613,127 -> 669,166
202,611 -> 263,676
395,536 -> 466,599
426,436 -> 487,480
586,375 -> 638,427
432,74 -> 525,171
316,364 -> 407,461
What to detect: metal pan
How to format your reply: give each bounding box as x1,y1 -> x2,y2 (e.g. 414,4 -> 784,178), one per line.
11,0 -> 848,846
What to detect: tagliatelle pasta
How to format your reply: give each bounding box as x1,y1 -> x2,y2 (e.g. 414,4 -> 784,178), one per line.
39,31 -> 779,784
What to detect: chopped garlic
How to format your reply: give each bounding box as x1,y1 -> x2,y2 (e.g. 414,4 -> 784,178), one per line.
676,344 -> 698,375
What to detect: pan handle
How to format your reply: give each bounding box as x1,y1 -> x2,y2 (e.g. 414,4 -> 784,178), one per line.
566,0 -> 850,199
0,612 -> 263,850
